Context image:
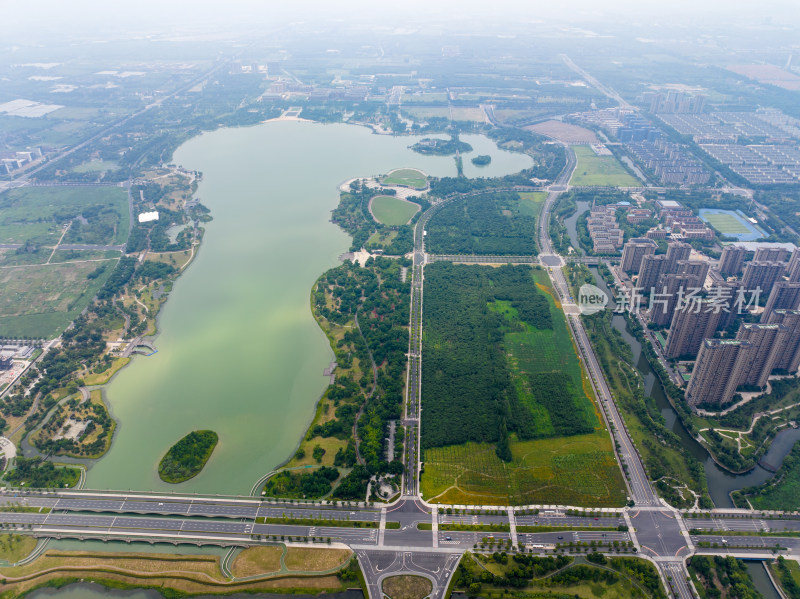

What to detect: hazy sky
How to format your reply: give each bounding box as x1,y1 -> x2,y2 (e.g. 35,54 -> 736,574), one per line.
2,0 -> 799,42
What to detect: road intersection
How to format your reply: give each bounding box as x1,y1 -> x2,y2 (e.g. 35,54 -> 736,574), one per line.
2,146 -> 797,599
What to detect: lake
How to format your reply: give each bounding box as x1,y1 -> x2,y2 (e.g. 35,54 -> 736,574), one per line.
84,121 -> 533,493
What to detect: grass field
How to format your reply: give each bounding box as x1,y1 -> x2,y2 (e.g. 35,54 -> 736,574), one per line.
0,549 -> 351,598
458,554 -> 660,599
0,534 -> 37,564
0,186 -> 129,246
702,214 -> 751,234
72,160 -> 118,173
381,168 -> 427,190
771,558 -> 800,597
232,546 -> 283,576
0,260 -> 116,338
366,229 -> 399,250
383,575 -> 433,599
422,432 -> 626,506
698,209 -> 764,242
569,146 -> 640,187
370,195 -> 420,226
747,445 -> 800,511
517,192 -> 547,219
83,358 -> 130,386
421,270 -> 625,507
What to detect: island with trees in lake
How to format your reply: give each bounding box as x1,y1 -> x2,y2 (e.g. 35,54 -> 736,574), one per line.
158,430 -> 219,483
410,135 -> 472,156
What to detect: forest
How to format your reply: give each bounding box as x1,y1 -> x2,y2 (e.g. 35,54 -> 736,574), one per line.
454,552 -> 665,599
425,191 -> 538,256
421,263 -> 592,459
689,556 -> 763,599
157,430 -> 219,483
410,135 -> 472,156
307,257 -> 410,497
263,467 -> 340,499
4,457 -> 80,488
331,180 -> 423,254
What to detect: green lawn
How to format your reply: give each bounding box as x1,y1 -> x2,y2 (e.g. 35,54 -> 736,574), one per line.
72,160 -> 119,173
0,186 -> 129,246
517,191 -> 547,219
381,168 -> 427,189
370,195 -> 420,226
569,146 -> 640,187
703,214 -> 751,235
747,444 -> 800,511
366,229 -> 399,249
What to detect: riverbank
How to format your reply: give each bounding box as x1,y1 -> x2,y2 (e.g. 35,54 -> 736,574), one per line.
0,546 -> 359,598
556,197 -> 800,508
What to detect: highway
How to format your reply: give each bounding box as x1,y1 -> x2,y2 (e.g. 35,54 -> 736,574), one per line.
1,487 -> 798,599
534,146 -> 697,597
2,125 -> 792,599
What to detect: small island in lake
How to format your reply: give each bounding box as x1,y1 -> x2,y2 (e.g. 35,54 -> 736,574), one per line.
471,154 -> 491,166
410,136 -> 472,156
158,430 -> 219,483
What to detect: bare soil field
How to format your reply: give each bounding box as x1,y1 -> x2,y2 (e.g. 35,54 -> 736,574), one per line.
526,120 -> 599,144
727,65 -> 800,91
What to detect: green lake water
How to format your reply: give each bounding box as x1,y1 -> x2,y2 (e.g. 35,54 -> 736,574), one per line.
85,121 -> 533,494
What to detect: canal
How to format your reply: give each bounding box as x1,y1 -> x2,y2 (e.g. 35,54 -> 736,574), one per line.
564,200 -> 800,507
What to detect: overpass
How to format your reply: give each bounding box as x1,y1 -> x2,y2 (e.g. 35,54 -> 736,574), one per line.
1,132 -> 790,599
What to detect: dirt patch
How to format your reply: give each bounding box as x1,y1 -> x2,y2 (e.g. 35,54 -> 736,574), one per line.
526,120 -> 599,144
383,574 -> 433,599
231,546 -> 283,577
727,64 -> 800,91
284,547 -> 352,572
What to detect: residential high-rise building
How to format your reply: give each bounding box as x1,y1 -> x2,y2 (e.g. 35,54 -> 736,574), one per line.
637,254 -> 667,299
761,281 -> 800,323
665,241 -> 692,274
711,280 -> 743,330
664,299 -> 721,359
676,259 -> 710,287
686,339 -> 751,407
719,245 -> 746,277
735,323 -> 786,388
754,246 -> 789,262
741,261 -> 785,296
650,273 -> 700,327
787,249 -> 800,283
621,237 -> 658,273
771,310 -> 800,374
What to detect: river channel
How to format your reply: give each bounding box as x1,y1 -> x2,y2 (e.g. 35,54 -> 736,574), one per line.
83,122 -> 532,494
26,582 -> 364,599
564,201 -> 800,507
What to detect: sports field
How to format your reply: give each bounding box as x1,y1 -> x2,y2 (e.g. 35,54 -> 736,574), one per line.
370,195 -> 419,226
381,168 -> 427,190
569,145 -> 640,187
698,208 -> 764,241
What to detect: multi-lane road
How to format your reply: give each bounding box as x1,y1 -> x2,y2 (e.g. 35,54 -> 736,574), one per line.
2,136 -> 796,599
